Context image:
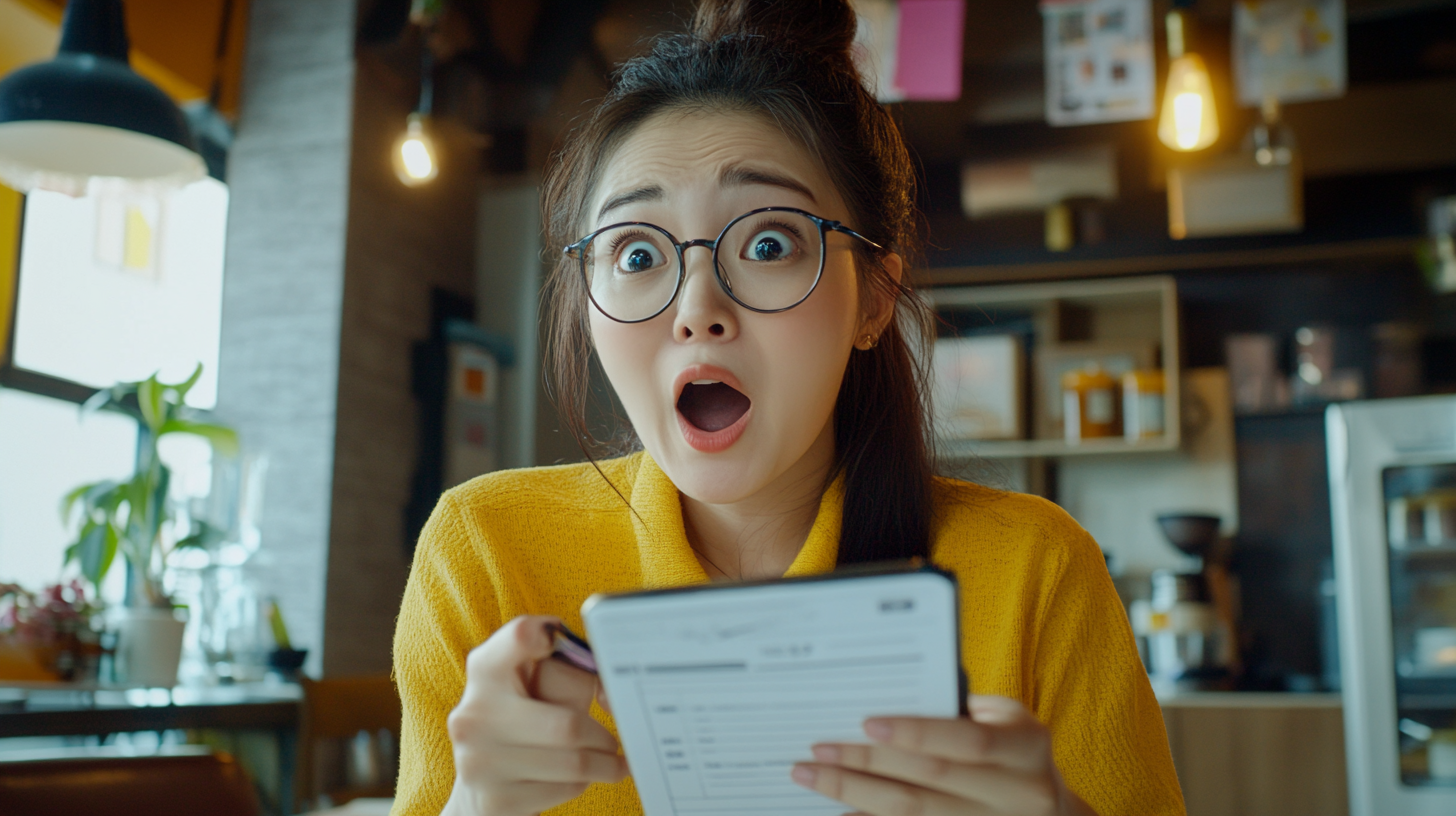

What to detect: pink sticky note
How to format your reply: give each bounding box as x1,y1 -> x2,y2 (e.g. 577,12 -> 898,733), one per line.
895,0 -> 966,101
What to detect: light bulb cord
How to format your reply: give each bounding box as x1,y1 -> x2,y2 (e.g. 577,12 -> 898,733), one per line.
1166,9 -> 1191,60
207,0 -> 238,109
417,40 -> 435,117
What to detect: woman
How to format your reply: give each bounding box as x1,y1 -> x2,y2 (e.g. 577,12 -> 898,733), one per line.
392,2 -> 1185,815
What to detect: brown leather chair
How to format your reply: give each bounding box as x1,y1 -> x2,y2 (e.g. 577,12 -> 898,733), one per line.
0,748 -> 259,816
296,675 -> 402,812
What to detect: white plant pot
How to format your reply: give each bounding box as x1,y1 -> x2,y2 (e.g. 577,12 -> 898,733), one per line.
115,607 -> 187,688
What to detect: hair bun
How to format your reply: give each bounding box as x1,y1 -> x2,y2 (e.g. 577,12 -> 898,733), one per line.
691,0 -> 858,64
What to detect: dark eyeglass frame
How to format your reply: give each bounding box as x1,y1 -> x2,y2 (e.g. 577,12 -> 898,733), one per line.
563,206 -> 885,324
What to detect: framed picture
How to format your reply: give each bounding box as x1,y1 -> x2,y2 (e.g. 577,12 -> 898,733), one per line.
931,335 -> 1025,440
1034,340 -> 1157,439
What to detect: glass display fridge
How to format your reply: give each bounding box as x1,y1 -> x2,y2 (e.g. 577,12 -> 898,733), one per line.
1329,396 -> 1456,816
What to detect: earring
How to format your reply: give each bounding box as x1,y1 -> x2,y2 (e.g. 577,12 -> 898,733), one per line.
860,334 -> 878,350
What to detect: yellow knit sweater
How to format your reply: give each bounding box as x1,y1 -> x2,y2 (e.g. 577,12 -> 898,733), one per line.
391,452 -> 1185,816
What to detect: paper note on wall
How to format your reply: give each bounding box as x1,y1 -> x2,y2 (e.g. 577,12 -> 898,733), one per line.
1041,0 -> 1156,126
1233,0 -> 1346,106
852,0 -> 964,102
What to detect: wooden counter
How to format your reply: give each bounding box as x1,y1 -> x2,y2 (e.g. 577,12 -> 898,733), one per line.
1160,693 -> 1346,816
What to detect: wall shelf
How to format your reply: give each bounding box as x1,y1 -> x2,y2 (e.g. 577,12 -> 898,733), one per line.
924,236 -> 1416,287
940,435 -> 1180,460
925,275 -> 1181,460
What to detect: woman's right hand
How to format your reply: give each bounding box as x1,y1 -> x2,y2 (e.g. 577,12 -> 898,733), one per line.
442,615 -> 628,816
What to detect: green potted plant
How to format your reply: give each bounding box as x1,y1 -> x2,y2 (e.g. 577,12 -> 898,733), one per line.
62,365 -> 238,687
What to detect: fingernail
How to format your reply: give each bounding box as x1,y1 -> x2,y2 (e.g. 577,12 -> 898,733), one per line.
791,765 -> 818,786
864,719 -> 893,742
811,744 -> 841,763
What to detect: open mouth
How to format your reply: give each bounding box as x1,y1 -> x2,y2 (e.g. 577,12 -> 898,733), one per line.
677,380 -> 752,432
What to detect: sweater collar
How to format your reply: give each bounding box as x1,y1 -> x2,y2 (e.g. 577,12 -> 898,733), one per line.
629,452 -> 842,588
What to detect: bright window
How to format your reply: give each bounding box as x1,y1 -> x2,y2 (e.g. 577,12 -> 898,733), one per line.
0,387 -> 137,596
11,177 -> 228,407
1,174 -> 229,598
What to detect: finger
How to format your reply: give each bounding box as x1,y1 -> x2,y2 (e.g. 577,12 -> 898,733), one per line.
967,694 -> 1039,726
464,615 -> 562,694
477,780 -> 592,816
791,763 -> 977,816
594,677 -> 614,716
812,742 -> 1059,813
533,653 -> 599,711
473,694 -> 620,753
480,744 -> 628,785
863,713 -> 1051,772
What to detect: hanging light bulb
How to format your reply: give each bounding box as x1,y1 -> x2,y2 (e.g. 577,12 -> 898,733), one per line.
1157,7 -> 1219,152
393,112 -> 438,185
393,28 -> 438,187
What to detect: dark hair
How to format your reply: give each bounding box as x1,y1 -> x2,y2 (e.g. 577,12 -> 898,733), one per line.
541,0 -> 936,565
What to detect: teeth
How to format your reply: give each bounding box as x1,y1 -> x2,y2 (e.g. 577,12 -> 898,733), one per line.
691,379 -> 720,385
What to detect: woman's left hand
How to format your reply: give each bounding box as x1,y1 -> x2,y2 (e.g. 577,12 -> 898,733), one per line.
790,695 -> 1097,816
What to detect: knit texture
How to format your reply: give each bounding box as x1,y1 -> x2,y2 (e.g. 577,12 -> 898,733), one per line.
391,452 -> 1186,816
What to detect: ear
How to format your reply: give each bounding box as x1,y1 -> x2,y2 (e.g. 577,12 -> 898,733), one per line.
855,252 -> 903,349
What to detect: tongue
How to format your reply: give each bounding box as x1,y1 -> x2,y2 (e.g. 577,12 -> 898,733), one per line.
678,382 -> 751,432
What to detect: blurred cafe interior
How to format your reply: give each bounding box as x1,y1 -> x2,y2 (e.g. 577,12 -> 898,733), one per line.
1,0 -> 1455,814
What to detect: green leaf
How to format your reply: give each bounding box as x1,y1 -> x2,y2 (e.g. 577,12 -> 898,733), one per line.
120,476 -> 152,562
80,386 -> 114,415
171,363 -> 205,405
157,419 -> 240,456
62,479 -> 123,529
96,482 -> 126,515
136,465 -> 172,568
85,479 -> 122,510
137,375 -> 165,433
175,521 -> 225,551
82,382 -> 144,424
73,521 -> 118,586
60,482 -> 98,523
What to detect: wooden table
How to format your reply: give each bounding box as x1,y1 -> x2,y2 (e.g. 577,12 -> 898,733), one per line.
0,681 -> 303,813
0,681 -> 300,739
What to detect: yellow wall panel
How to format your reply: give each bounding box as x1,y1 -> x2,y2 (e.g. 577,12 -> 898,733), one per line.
0,0 -> 58,77
0,183 -> 20,364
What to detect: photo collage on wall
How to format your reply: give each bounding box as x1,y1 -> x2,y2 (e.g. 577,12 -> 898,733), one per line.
1041,0 -> 1156,126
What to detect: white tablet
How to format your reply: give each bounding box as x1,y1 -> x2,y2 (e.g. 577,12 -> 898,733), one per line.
581,564 -> 963,816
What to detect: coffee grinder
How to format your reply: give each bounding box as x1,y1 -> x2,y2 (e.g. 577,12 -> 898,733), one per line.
1129,514 -> 1239,695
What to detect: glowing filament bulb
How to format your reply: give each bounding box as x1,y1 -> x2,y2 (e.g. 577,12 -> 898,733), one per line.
1158,54 -> 1219,152
401,138 -> 432,178
393,113 -> 439,186
1172,92 -> 1203,149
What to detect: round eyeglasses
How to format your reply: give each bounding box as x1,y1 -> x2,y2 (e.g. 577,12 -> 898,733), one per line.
563,207 -> 884,324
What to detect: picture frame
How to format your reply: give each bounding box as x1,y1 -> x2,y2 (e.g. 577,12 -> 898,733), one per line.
931,334 -> 1025,441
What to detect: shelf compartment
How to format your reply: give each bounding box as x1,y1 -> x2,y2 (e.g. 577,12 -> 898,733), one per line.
939,435 -> 1180,460
925,276 -> 1181,460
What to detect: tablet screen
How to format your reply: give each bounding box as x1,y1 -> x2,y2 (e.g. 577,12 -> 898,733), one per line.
582,568 -> 962,816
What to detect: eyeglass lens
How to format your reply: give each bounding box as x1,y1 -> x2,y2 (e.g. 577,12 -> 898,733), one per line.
583,211 -> 824,322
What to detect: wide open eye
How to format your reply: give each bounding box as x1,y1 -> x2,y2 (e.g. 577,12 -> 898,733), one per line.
615,239 -> 667,274
742,229 -> 795,263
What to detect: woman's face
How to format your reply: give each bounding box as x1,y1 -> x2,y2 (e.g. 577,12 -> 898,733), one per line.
585,110 -> 890,506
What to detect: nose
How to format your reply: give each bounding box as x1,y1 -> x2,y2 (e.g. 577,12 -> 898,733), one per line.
672,244 -> 739,343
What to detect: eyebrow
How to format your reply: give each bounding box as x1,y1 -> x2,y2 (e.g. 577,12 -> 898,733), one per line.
594,165 -> 818,223
720,164 -> 817,202
597,185 -> 664,221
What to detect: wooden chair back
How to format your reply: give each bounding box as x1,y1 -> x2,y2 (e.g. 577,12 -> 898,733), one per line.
0,749 -> 259,816
297,674 -> 402,811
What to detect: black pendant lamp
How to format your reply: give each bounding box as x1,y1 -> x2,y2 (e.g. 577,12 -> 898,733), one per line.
0,0 -> 204,195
